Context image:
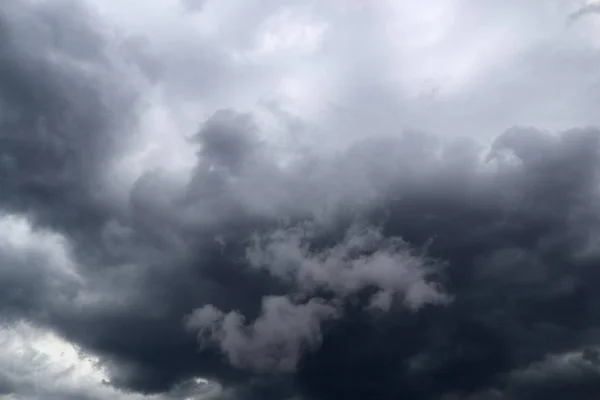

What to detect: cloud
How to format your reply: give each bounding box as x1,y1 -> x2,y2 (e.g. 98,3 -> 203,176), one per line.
2,0 -> 600,399
0,0 -> 144,245
186,297 -> 338,373
568,2 -> 600,22
0,320 -> 146,400
186,224 -> 449,374
494,347 -> 600,400
180,0 -> 207,13
245,224 -> 449,310
0,320 -> 223,400
0,213 -> 82,320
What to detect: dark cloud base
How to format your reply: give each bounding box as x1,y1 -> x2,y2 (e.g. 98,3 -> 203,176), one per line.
2,1 -> 600,400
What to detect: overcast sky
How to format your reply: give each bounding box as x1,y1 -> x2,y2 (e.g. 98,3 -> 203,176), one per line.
1,0 -> 600,399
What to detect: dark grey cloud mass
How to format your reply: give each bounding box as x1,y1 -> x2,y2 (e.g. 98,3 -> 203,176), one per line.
2,1 -> 600,400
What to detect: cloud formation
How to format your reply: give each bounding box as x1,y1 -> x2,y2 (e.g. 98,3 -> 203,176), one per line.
569,1 -> 600,21
2,0 -> 600,400
187,296 -> 339,373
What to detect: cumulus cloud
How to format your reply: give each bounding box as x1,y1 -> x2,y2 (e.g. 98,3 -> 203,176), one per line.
2,0 -> 600,399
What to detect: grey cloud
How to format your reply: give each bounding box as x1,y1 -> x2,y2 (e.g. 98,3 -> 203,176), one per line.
195,109 -> 262,174
0,213 -> 82,320
3,85 -> 600,400
0,0 -> 141,237
246,224 -> 449,310
181,0 -> 207,13
497,348 -> 600,400
5,93 -> 600,400
313,0 -> 600,144
120,0 -> 600,139
2,1 -> 600,399
293,127 -> 600,400
187,297 -> 338,373
568,3 -> 600,22
186,222 -> 448,374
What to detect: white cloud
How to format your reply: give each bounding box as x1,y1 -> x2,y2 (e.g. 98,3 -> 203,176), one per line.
0,319 -> 223,399
0,320 -> 141,399
79,0 -> 600,168
0,214 -> 80,283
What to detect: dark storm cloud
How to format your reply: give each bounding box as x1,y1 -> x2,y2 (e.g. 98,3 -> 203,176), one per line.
146,121 -> 600,400
0,0 -> 140,244
2,1 -> 600,400
73,118 -> 600,399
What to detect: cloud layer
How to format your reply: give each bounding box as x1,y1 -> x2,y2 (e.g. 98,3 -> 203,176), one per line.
2,0 -> 600,399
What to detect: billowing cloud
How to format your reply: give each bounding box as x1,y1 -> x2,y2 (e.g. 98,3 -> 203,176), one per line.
2,0 -> 600,399
246,224 -> 449,310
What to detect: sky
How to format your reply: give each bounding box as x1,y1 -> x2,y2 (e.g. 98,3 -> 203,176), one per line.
1,0 -> 600,399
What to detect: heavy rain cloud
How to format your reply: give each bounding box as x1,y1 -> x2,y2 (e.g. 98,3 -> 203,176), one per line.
2,0 -> 600,399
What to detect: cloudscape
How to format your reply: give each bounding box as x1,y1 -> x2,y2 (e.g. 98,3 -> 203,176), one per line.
2,0 -> 600,399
